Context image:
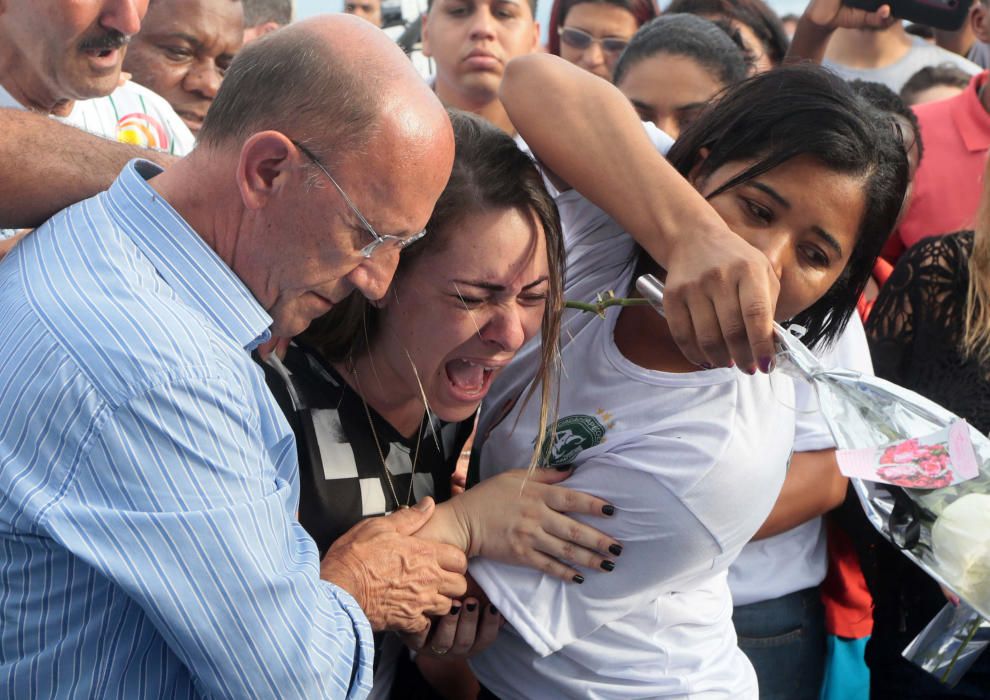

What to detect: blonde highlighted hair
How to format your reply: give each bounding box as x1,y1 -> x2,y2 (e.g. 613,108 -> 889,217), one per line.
962,158 -> 990,366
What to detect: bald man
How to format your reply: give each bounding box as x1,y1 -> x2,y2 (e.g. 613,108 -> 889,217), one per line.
0,16 -> 461,699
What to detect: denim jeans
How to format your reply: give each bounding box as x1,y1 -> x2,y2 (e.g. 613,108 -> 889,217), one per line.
733,586 -> 827,700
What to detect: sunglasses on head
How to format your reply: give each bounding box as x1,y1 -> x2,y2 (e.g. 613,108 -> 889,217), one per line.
557,26 -> 629,54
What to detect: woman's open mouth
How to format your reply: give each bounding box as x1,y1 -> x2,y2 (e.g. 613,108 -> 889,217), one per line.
444,358 -> 500,401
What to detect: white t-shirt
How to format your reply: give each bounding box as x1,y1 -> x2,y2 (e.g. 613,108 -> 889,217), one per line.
728,316 -> 874,607
0,80 -> 193,156
468,190 -> 795,699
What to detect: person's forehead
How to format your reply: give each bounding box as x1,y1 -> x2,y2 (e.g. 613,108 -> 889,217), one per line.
434,0 -> 532,14
143,0 -> 244,40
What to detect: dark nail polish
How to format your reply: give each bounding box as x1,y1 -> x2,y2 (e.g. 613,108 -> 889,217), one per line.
746,365 -> 757,375
609,543 -> 623,557
466,602 -> 478,612
601,504 -> 615,516
489,604 -> 498,615
759,356 -> 774,373
572,574 -> 585,584
601,560 -> 615,572
450,604 -> 461,615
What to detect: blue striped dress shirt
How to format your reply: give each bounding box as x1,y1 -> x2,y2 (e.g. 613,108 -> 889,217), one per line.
0,160 -> 374,698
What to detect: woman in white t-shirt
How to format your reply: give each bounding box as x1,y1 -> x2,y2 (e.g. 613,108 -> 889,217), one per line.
465,62 -> 909,699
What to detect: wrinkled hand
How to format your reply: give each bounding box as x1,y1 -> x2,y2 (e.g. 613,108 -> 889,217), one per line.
449,468 -> 621,582
663,226 -> 780,373
321,498 -> 468,634
402,594 -> 503,659
803,0 -> 895,31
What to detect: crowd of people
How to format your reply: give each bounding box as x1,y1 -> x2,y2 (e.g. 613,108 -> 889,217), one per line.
0,0 -> 989,698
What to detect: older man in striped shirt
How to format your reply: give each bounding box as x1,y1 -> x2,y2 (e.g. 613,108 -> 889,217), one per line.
0,14 -> 463,699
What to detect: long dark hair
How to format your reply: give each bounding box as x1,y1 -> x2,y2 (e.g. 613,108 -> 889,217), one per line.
303,110 -> 565,435
613,14 -> 749,88
547,0 -> 658,56
667,64 -> 908,348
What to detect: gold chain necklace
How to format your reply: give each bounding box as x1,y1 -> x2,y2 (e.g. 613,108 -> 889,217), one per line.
351,363 -> 421,509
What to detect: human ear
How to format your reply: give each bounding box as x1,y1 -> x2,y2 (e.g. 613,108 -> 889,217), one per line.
422,12 -> 433,58
530,21 -> 541,52
972,2 -> 990,44
236,131 -> 295,211
686,147 -> 711,190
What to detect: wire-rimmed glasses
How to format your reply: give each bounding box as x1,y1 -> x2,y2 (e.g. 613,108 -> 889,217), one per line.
292,140 -> 427,258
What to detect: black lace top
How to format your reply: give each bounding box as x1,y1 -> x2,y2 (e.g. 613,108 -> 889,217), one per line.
857,231 -> 990,680
866,231 -> 990,434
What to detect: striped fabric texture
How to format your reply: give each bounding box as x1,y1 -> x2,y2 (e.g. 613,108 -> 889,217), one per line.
0,160 -> 373,699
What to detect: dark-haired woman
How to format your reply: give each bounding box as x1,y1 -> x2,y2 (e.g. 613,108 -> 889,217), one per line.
261,110 -> 621,698
665,0 -> 789,72
613,14 -> 749,139
464,55 -> 907,698
547,0 -> 657,81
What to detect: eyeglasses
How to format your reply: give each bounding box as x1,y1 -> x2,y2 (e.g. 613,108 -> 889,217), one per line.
557,26 -> 629,55
292,140 -> 427,259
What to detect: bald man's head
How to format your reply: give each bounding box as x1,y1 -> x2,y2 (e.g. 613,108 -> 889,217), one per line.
199,15 -> 450,170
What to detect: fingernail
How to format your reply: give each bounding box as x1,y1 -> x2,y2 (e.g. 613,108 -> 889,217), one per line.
601,504 -> 615,516
554,463 -> 573,472
759,356 -> 774,373
572,574 -> 585,584
450,604 -> 461,615
609,543 -> 623,557
412,498 -> 432,512
489,604 -> 498,615
746,365 -> 757,375
601,560 -> 615,572
466,602 -> 477,612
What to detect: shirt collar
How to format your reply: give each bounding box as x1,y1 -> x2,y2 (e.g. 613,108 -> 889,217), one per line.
105,159 -> 273,351
951,70 -> 990,153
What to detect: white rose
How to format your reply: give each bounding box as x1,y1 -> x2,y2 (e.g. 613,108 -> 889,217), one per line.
932,493 -> 990,613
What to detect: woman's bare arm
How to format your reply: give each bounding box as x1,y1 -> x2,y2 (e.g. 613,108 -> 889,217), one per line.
753,449 -> 847,540
500,54 -> 779,374
785,0 -> 894,65
0,108 -> 176,229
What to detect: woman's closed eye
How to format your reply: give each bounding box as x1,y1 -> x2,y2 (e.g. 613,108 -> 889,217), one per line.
519,292 -> 548,306
450,292 -> 485,309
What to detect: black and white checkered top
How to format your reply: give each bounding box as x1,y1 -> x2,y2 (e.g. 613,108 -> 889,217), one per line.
260,343 -> 473,556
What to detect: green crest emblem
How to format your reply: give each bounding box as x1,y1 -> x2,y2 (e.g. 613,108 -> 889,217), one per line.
537,414 -> 608,467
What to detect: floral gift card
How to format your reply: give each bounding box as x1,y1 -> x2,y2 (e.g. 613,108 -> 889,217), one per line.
835,420 -> 980,489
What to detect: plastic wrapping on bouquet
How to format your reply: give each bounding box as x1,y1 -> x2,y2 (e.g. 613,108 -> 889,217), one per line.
634,273 -> 990,685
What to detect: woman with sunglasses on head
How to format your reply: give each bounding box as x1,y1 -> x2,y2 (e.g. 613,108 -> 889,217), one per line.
461,55 -> 906,698
547,0 -> 657,81
613,14 -> 750,139
261,110 -> 621,698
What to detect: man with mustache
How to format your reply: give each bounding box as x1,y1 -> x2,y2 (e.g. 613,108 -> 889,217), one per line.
123,0 -> 245,135
0,15 -> 465,699
0,0 -> 194,157
422,0 -> 540,134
